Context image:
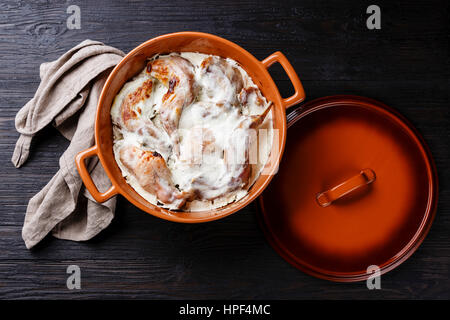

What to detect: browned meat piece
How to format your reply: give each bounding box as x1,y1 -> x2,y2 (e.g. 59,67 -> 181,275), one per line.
119,145 -> 189,209
147,56 -> 197,136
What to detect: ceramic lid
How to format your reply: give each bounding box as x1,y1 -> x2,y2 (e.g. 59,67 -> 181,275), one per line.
258,95 -> 438,282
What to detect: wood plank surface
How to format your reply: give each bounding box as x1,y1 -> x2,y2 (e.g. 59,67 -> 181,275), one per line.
0,0 -> 448,299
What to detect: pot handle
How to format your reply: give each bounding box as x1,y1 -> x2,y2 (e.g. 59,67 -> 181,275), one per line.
316,169 -> 376,207
261,51 -> 305,109
75,145 -> 118,203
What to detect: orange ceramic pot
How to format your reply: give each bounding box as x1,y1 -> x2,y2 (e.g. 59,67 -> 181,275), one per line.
75,32 -> 305,222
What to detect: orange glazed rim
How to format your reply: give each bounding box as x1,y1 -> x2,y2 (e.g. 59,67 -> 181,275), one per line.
258,95 -> 439,282
75,32 -> 306,223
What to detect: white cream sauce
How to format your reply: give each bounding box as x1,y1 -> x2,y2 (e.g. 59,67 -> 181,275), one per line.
111,52 -> 273,212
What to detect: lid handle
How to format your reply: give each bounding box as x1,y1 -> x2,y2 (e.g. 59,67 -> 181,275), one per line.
316,169 -> 376,207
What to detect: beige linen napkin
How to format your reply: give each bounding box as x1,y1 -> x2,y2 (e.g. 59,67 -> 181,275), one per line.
12,40 -> 125,249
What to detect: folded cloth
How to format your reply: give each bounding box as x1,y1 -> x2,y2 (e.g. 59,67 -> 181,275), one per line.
12,40 -> 125,249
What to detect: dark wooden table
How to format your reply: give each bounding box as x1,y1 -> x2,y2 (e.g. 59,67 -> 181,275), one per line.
0,0 -> 448,299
